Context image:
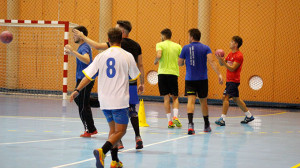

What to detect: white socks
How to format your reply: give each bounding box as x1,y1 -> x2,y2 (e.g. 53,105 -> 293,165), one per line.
221,114 -> 226,121
245,111 -> 252,118
167,109 -> 179,121
173,109 -> 179,118
166,113 -> 172,122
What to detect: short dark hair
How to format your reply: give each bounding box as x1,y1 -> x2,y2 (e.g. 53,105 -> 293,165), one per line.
161,28 -> 172,39
232,36 -> 243,48
73,26 -> 88,36
108,28 -> 122,44
188,28 -> 201,41
117,20 -> 132,33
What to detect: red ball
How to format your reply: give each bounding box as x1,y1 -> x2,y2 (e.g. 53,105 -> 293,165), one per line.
215,49 -> 225,57
0,31 -> 13,44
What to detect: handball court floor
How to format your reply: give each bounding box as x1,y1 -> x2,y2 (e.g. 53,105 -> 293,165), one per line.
0,94 -> 299,168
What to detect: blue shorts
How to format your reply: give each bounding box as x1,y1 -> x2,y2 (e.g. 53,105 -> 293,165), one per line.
129,85 -> 139,104
102,108 -> 129,124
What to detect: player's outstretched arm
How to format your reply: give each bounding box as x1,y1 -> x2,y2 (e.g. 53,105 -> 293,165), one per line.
207,53 -> 223,85
70,77 -> 91,102
137,54 -> 145,94
73,29 -> 108,50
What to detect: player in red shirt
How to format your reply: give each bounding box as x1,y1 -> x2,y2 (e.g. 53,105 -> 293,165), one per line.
215,36 -> 254,126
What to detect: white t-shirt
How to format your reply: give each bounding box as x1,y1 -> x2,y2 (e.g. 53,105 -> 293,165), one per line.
83,46 -> 140,110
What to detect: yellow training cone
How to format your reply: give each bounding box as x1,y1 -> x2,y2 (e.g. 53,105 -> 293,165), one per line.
138,99 -> 149,127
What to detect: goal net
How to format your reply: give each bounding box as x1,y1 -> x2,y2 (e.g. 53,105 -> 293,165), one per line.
0,19 -> 78,100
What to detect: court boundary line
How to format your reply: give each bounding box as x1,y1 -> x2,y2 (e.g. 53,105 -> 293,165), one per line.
0,111 -> 287,120
291,163 -> 300,168
52,135 -> 190,168
0,116 -> 107,123
0,128 -> 133,145
0,136 -> 82,145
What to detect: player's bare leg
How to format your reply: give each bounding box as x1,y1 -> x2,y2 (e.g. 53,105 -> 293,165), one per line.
171,95 -> 181,127
233,97 -> 254,124
164,95 -> 174,128
215,95 -> 230,126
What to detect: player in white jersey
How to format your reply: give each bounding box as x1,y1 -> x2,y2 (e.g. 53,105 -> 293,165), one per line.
70,28 -> 140,168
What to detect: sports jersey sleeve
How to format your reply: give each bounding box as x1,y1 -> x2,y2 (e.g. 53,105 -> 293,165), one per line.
79,45 -> 90,55
156,42 -> 162,51
128,53 -> 140,81
179,45 -> 187,59
178,45 -> 182,56
234,52 -> 243,64
82,53 -> 100,81
206,46 -> 212,54
137,43 -> 142,55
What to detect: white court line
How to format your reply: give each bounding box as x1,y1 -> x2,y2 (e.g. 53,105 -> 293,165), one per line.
52,135 -> 190,168
0,116 -> 107,124
0,129 -> 133,145
0,137 -> 82,145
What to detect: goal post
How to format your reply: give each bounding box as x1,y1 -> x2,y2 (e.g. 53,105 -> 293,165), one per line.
0,19 -> 78,100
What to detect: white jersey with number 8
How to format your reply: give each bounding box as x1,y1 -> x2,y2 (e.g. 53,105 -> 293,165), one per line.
83,46 -> 140,110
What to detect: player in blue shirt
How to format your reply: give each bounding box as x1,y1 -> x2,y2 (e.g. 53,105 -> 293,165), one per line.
178,28 -> 223,134
65,26 -> 97,137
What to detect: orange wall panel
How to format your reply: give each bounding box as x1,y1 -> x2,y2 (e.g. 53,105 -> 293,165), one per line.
274,0 -> 300,103
209,0 -> 240,100
239,0 -> 276,102
0,0 -> 7,19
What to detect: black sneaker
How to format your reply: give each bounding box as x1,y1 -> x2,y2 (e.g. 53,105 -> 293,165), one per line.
188,123 -> 195,135
241,116 -> 255,124
204,125 -> 211,132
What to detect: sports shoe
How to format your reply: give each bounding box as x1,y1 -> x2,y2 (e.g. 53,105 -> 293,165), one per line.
93,148 -> 105,168
215,118 -> 226,126
135,136 -> 143,149
110,160 -> 123,168
80,131 -> 91,137
188,123 -> 195,135
117,140 -> 124,150
204,125 -> 211,132
80,130 -> 98,137
241,115 -> 255,124
172,117 -> 182,128
168,121 -> 175,128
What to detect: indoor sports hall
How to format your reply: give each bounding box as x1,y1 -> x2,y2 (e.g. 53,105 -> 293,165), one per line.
0,1 -> 299,168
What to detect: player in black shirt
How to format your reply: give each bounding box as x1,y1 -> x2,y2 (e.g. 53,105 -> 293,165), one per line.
73,21 -> 145,159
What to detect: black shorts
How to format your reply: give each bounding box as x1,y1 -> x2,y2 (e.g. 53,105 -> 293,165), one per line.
223,82 -> 240,98
158,74 -> 178,96
185,80 -> 208,98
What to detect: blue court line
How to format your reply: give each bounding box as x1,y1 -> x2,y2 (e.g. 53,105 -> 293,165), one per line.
52,135 -> 190,168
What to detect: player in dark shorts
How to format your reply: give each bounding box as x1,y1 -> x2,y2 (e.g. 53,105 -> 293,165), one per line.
178,28 -> 223,134
155,28 -> 182,128
215,36 -> 254,126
